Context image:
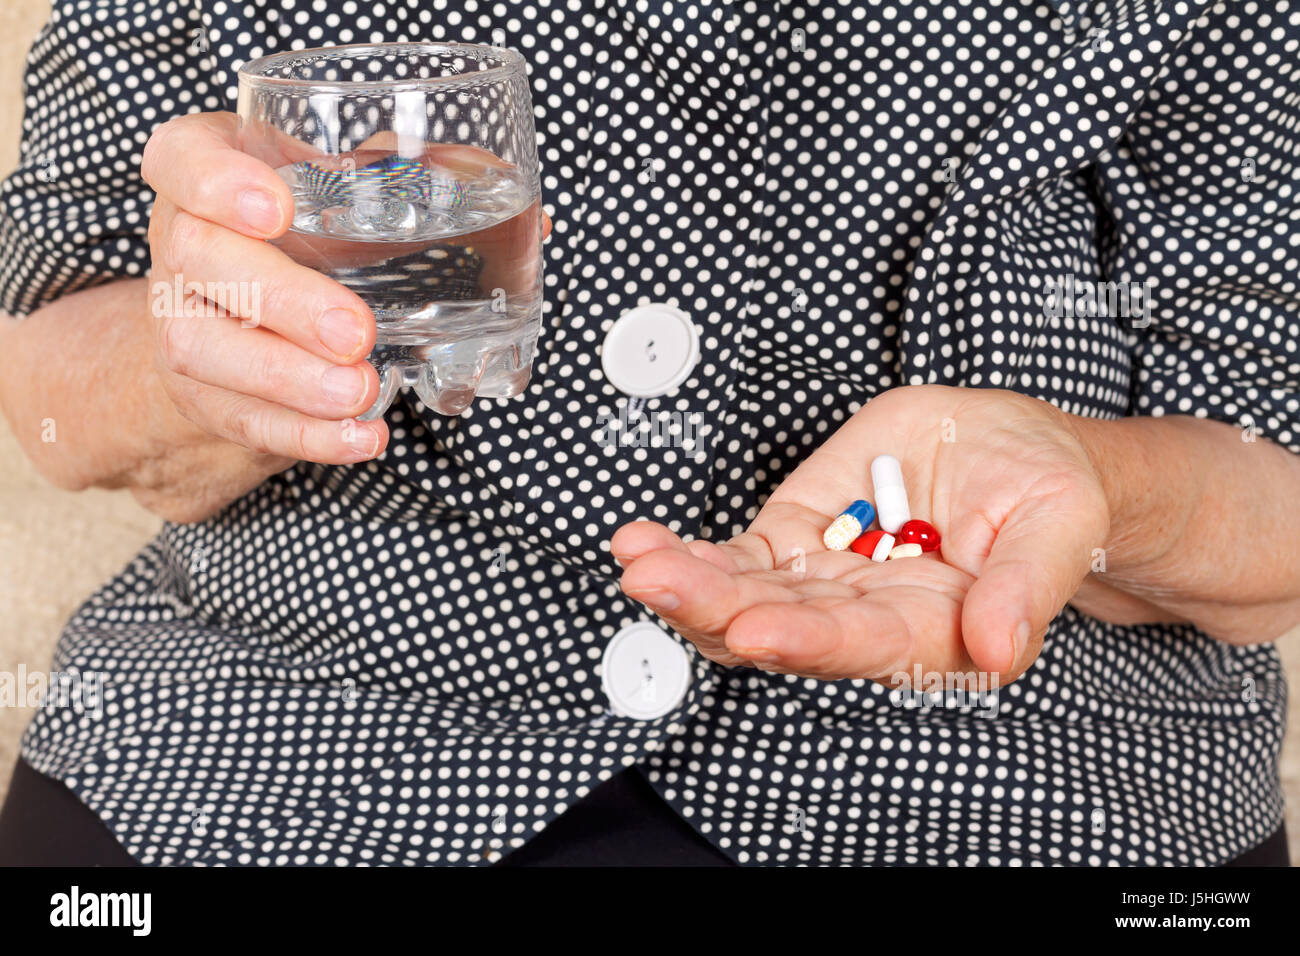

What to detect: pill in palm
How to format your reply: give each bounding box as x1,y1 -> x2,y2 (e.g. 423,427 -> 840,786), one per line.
822,499 -> 875,551
849,529 -> 886,558
849,530 -> 895,562
888,543 -> 923,560
897,518 -> 941,552
870,454 -> 911,533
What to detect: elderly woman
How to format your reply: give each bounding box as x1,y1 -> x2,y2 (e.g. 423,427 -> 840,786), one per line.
0,0 -> 1296,866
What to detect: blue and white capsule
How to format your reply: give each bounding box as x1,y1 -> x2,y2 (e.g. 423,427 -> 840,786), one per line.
822,499 -> 875,551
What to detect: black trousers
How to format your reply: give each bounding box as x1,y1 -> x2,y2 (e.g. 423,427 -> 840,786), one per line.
0,758 -> 733,867
0,757 -> 1289,867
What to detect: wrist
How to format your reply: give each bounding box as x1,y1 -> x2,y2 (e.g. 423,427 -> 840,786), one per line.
1,279 -> 190,493
1062,412 -> 1193,574
1063,413 -> 1127,531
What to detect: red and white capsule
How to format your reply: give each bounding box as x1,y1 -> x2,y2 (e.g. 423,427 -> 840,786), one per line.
851,529 -> 895,563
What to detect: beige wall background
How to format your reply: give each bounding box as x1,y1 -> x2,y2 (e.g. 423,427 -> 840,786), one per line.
1,0 -> 1298,865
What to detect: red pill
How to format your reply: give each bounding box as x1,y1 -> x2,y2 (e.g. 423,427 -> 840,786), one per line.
896,519 -> 941,552
850,529 -> 892,561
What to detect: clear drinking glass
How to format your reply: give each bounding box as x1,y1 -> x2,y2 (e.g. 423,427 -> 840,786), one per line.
237,42 -> 544,418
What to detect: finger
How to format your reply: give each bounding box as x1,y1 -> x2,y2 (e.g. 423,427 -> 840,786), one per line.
166,374 -> 388,465
612,517 -> 811,574
724,599 -> 917,679
722,561 -> 973,679
155,207 -> 375,364
714,532 -> 783,572
474,196 -> 546,296
733,501 -> 848,572
142,112 -> 297,239
610,520 -> 691,567
685,539 -> 740,573
618,544 -> 800,637
960,477 -> 1107,676
155,297 -> 380,420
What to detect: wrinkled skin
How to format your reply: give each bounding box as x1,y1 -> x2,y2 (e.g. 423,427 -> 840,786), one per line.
612,385 -> 1110,686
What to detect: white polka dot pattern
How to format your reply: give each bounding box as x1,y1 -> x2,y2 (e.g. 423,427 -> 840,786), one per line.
5,0 -> 1296,865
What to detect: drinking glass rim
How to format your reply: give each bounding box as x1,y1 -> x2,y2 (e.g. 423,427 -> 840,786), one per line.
238,41 -> 525,92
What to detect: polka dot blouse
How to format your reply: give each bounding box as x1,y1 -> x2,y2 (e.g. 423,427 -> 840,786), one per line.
3,0 -> 1296,865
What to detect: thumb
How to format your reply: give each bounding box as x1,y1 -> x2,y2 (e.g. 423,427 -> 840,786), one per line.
960,478 -> 1106,677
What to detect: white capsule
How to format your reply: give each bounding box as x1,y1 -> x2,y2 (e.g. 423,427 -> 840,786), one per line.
870,533 -> 896,563
871,454 -> 911,533
888,542 -> 923,560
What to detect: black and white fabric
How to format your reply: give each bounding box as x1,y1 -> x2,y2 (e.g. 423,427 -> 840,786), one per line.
2,0 -> 1297,865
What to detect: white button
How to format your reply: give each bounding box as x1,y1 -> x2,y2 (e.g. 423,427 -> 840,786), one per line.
602,622 -> 691,720
600,304 -> 699,398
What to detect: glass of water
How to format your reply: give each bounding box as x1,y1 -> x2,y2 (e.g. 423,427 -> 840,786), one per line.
237,42 -> 544,418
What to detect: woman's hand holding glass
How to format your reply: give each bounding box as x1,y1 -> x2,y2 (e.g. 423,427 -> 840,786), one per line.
142,110 -> 389,465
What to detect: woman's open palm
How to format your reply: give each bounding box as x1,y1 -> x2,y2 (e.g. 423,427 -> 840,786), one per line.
611,385 -> 1110,684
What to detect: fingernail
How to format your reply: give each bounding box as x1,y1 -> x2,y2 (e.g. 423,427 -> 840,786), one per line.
1010,620 -> 1031,668
237,188 -> 282,234
735,647 -> 781,664
342,419 -> 380,458
321,365 -> 366,406
318,308 -> 365,359
626,586 -> 680,612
